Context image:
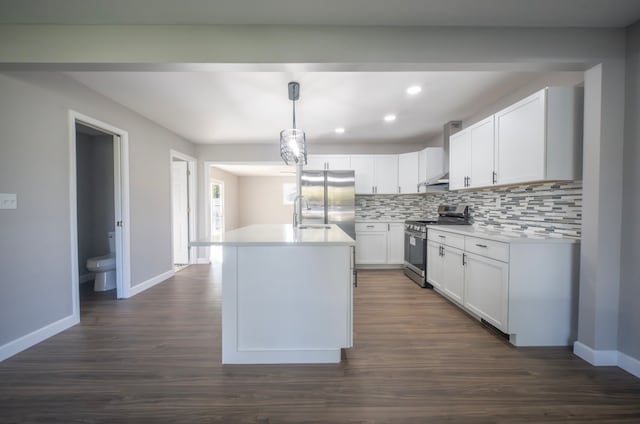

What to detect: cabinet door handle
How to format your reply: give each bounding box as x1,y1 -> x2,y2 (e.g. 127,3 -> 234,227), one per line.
492,171 -> 497,184
475,244 -> 488,248
439,245 -> 443,256
462,253 -> 467,265
388,223 -> 390,231
398,186 -> 401,194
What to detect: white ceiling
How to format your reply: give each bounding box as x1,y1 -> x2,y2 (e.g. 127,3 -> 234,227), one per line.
67,71 -> 575,145
2,0 -> 640,27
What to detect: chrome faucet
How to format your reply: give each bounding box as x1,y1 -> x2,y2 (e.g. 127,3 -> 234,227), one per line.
292,195 -> 309,227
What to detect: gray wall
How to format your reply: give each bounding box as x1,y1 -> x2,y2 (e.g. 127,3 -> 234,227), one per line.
619,22 -> 640,361
0,72 -> 195,346
76,131 -> 115,277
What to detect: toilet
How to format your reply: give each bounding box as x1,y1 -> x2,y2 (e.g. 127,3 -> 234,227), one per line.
86,232 -> 117,291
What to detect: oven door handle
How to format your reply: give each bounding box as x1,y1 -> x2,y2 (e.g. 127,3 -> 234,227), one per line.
404,230 -> 427,240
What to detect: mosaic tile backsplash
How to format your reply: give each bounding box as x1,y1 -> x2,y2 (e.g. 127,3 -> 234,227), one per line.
356,181 -> 582,238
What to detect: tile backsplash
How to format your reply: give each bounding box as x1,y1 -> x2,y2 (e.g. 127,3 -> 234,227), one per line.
356,181 -> 582,238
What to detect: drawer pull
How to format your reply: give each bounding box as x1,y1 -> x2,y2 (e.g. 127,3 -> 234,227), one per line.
366,225 -> 375,228
438,235 -> 446,239
475,244 -> 488,248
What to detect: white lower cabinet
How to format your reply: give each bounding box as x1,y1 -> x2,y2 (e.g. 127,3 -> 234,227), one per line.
387,223 -> 405,265
463,253 -> 509,332
355,231 -> 387,264
441,246 -> 465,306
356,222 -> 404,266
427,227 -> 579,347
426,241 -> 444,290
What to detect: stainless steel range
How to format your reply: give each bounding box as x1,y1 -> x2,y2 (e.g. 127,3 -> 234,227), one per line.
403,204 -> 471,288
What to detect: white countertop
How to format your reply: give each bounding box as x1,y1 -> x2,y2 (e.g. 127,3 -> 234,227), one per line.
191,224 -> 355,247
428,225 -> 580,244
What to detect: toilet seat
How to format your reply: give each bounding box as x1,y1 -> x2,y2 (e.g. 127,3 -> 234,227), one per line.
86,253 -> 115,271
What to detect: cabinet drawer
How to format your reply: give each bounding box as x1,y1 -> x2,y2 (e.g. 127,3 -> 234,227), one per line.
356,222 -> 388,232
428,229 -> 465,250
465,237 -> 509,262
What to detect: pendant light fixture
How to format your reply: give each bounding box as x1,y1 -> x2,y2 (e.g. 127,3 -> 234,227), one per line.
280,81 -> 307,165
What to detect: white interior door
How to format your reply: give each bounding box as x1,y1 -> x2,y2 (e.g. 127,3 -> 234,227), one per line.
172,161 -> 189,264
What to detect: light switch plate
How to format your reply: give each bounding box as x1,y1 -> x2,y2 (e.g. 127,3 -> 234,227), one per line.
0,193 -> 17,209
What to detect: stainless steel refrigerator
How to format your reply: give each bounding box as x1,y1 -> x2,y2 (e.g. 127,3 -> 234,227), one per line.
301,170 -> 355,240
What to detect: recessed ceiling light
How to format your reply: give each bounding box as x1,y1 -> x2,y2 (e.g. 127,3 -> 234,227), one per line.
384,114 -> 397,122
335,127 -> 345,134
406,85 -> 422,95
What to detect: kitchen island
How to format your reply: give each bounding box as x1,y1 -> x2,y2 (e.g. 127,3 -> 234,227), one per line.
192,224 -> 356,364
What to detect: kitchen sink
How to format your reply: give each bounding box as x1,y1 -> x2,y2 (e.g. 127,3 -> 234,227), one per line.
297,224 -> 332,230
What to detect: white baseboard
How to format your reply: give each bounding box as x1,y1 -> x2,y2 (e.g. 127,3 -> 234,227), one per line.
573,341 -> 618,365
195,257 -> 211,264
128,269 -> 174,298
0,314 -> 79,362
618,351 -> 640,378
79,273 -> 94,284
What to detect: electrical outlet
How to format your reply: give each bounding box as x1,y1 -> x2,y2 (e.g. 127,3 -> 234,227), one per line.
0,193 -> 17,209
496,196 -> 501,209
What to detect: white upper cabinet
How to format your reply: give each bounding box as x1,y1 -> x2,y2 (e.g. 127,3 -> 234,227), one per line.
373,155 -> 399,194
398,152 -> 419,194
495,90 -> 546,185
350,155 -> 399,194
418,147 -> 445,189
469,116 -> 495,188
449,86 -> 582,191
494,87 -> 583,185
449,130 -> 471,190
449,116 -> 494,190
350,156 -> 375,194
305,155 -> 351,170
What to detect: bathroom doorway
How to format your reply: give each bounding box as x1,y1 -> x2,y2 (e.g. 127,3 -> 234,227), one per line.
69,111 -> 131,316
170,150 -> 196,272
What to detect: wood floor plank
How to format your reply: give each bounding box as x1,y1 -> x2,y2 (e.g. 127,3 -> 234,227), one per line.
1,267 -> 639,423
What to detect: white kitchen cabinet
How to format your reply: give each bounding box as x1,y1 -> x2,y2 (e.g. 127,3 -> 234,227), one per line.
374,155 -> 399,194
426,241 -> 444,290
350,155 -> 399,194
469,117 -> 495,187
449,116 -> 494,190
464,252 -> 509,332
355,223 -> 387,264
356,222 -> 404,267
448,130 -> 470,190
426,225 -> 579,347
494,87 -> 583,185
418,147 -> 445,189
441,246 -> 465,306
387,223 -> 405,264
350,156 -> 375,194
398,152 -> 419,194
305,155 -> 351,170
427,231 -> 464,304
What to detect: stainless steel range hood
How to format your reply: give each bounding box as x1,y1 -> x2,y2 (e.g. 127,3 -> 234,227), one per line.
423,120 -> 462,187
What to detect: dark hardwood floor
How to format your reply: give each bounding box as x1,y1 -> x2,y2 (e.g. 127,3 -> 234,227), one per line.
1,267 -> 639,423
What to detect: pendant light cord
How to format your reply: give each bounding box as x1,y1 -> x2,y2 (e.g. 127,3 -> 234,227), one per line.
292,98 -> 297,130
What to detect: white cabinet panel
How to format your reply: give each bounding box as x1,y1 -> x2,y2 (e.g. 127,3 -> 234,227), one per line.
387,223 -> 405,264
442,246 -> 465,305
469,116 -> 495,188
350,156 -> 375,194
449,130 -> 470,190
305,155 -> 328,170
398,152 -> 419,194
355,231 -> 387,264
374,155 -> 399,194
418,147 -> 445,188
464,253 -> 509,332
426,240 -> 444,290
495,90 -> 546,185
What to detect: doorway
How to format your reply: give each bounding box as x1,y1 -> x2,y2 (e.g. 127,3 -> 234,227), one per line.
170,150 -> 197,272
69,111 -> 131,318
